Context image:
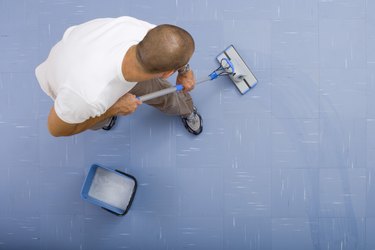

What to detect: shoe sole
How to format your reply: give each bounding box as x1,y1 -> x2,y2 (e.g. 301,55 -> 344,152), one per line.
102,116 -> 117,131
181,113 -> 203,135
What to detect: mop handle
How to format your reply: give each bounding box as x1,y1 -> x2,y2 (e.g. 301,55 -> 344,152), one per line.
137,76 -> 213,102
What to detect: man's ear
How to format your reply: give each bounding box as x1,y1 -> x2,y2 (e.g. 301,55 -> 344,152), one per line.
160,70 -> 175,79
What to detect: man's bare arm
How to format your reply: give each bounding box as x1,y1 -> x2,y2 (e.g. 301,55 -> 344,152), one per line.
48,93 -> 141,137
176,69 -> 195,93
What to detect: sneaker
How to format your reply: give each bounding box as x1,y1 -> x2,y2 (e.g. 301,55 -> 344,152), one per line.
102,116 -> 117,131
181,107 -> 203,135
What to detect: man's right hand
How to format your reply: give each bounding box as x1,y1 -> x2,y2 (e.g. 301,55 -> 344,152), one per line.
47,93 -> 141,137
110,93 -> 142,116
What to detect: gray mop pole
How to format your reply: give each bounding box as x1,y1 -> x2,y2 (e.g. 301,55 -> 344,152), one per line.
137,76 -> 213,102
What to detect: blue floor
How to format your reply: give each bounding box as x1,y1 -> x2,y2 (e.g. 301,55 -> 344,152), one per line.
0,0 -> 374,249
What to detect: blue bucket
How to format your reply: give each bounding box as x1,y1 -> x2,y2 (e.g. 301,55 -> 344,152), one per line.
81,164 -> 137,216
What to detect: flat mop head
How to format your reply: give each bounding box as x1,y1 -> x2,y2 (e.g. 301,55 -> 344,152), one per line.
217,45 -> 257,94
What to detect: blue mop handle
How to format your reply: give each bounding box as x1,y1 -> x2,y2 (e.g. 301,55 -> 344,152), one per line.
137,84 -> 184,102
137,75 -> 214,102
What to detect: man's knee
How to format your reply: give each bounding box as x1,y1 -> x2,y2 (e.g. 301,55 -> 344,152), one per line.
129,78 -> 171,96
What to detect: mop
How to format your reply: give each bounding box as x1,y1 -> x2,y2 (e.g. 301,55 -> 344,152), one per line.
138,45 -> 257,102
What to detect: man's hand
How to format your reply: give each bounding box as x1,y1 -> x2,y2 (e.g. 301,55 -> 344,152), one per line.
47,93 -> 142,137
109,93 -> 142,116
176,69 -> 196,93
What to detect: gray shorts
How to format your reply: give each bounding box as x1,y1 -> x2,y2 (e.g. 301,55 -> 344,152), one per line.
90,78 -> 194,130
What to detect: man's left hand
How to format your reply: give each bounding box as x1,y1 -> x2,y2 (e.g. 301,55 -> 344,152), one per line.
176,69 -> 195,93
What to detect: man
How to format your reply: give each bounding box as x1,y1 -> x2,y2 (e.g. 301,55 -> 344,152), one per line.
35,16 -> 203,137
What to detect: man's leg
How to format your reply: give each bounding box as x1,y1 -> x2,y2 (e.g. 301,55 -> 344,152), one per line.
129,78 -> 202,135
129,78 -> 194,116
90,78 -> 190,131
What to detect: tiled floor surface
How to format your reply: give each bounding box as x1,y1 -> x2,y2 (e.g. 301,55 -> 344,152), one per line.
0,0 -> 374,249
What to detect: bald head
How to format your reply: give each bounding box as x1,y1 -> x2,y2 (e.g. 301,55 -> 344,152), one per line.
135,24 -> 195,74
